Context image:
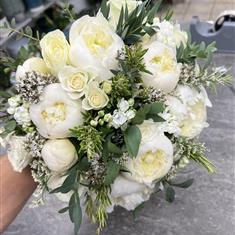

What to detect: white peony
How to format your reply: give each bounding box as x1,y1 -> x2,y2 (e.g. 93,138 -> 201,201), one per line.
142,41 -> 181,93
107,175 -> 153,212
29,83 -> 83,139
58,66 -> 93,99
123,120 -> 173,187
82,81 -> 109,110
166,85 -> 212,138
42,139 -> 78,172
108,0 -> 142,29
7,136 -> 32,172
40,30 -> 70,75
15,57 -> 50,81
69,12 -> 124,81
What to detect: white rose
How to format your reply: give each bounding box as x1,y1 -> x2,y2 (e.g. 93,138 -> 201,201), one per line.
123,120 -> 173,187
7,136 -> 32,172
82,81 -> 109,110
108,0 -> 142,29
58,66 -> 93,99
42,139 -> 78,172
29,83 -> 83,139
142,41 -> 181,93
69,12 -> 124,81
16,57 -> 50,81
166,85 -> 212,138
40,30 -> 70,75
107,175 -> 153,212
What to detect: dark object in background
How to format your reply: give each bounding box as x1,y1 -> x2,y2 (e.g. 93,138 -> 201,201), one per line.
190,11 -> 235,53
0,0 -> 25,21
23,0 -> 43,12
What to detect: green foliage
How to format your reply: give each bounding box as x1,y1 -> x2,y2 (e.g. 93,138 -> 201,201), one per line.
167,178 -> 194,188
71,125 -> 103,161
62,0 -> 78,23
132,102 -> 165,125
133,202 -> 145,219
100,0 -> 110,19
113,0 -> 162,45
177,36 -> 216,66
165,186 -> 175,203
172,137 -> 215,173
104,160 -> 120,185
124,125 -> 142,158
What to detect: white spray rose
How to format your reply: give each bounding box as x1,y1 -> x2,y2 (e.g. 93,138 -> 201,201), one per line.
42,139 -> 78,172
40,30 -> 70,75
166,85 -> 212,138
108,0 -> 142,29
16,57 -> 50,81
142,41 -> 181,93
69,12 -> 124,81
107,175 -> 153,212
29,83 -> 83,139
123,120 -> 173,187
58,66 -> 92,99
82,81 -> 109,110
7,136 -> 32,172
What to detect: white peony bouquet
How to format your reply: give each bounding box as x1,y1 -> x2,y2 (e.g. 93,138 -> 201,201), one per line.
0,0 -> 231,234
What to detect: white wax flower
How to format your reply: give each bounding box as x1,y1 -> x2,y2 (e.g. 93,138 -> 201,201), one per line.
42,139 -> 78,172
118,98 -> 130,112
69,12 -> 124,81
107,175 -> 153,212
111,110 -> 128,129
107,0 -> 142,29
58,66 -> 92,99
7,136 -> 32,172
40,30 -> 70,75
166,85 -> 212,138
82,81 -> 109,110
15,57 -> 50,81
142,41 -> 181,93
29,83 -> 83,139
14,104 -> 31,126
123,120 -> 173,187
8,95 -> 21,107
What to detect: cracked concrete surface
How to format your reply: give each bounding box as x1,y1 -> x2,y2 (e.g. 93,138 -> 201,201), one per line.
2,53 -> 235,235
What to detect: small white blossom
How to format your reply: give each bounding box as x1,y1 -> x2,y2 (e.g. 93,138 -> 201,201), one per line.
14,105 -> 31,126
118,99 -> 130,112
8,95 -> 21,108
7,107 -> 16,115
126,110 -> 136,120
112,111 -> 128,129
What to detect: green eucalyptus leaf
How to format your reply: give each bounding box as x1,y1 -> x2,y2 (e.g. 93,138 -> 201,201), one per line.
107,141 -> 122,155
104,161 -> 120,185
169,178 -> 194,188
58,207 -> 69,214
4,120 -> 16,132
124,125 -> 141,158
165,186 -> 175,203
0,91 -> 11,98
133,202 -> 145,219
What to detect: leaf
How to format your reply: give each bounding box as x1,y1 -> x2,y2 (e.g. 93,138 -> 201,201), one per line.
107,141 -> 122,155
165,186 -> 175,203
148,102 -> 165,115
147,0 -> 163,23
124,125 -> 141,158
0,91 -> 11,98
77,157 -> 90,171
73,192 -> 82,235
58,207 -> 69,214
25,26 -> 32,36
131,105 -> 150,124
100,0 -> 110,19
133,202 -> 145,219
168,178 -> 194,188
4,120 -> 16,132
10,18 -> 16,28
104,161 -> 120,185
50,169 -> 77,194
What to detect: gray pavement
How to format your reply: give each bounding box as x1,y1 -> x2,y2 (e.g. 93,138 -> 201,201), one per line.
2,53 -> 235,235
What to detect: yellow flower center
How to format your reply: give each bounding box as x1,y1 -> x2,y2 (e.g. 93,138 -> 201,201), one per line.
83,30 -> 113,55
139,149 -> 167,177
41,102 -> 66,124
151,49 -> 175,72
68,73 -> 86,91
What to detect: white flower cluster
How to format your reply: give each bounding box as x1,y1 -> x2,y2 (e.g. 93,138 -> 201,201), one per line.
111,98 -> 136,129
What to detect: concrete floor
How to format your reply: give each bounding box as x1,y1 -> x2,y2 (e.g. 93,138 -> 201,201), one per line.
2,53 -> 235,235
162,0 -> 235,22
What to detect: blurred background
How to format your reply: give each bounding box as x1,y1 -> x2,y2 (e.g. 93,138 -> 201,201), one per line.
0,0 -> 235,235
